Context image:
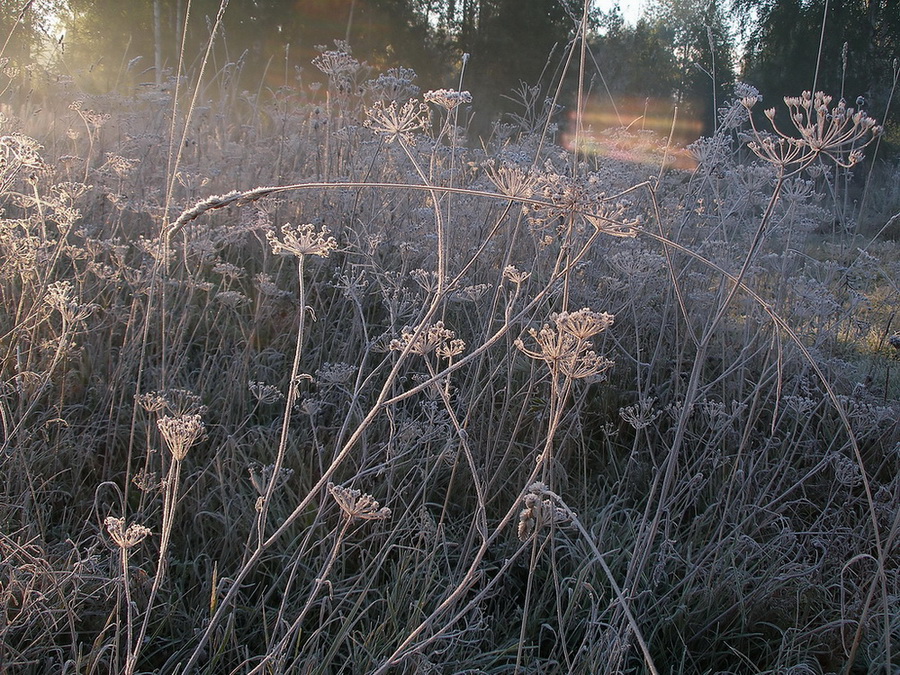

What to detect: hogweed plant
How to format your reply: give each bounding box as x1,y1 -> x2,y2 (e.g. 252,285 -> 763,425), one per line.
104,516 -> 152,674
247,483 -> 390,674
122,409 -> 205,675
258,221 -> 337,543
514,308 -> 615,464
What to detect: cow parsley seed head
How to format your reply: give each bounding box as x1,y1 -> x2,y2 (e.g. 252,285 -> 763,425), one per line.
552,308 -> 614,341
44,280 -> 96,324
619,397 -> 662,430
516,308 -> 615,380
157,413 -> 205,461
105,516 -> 152,549
248,381 -> 284,404
267,222 -> 337,258
248,462 -> 294,496
503,265 -> 531,285
316,362 -> 356,385
390,321 -> 461,357
328,482 -> 391,521
364,99 -> 430,143
744,90 -> 881,168
424,88 -> 472,111
312,42 -> 359,78
485,162 -> 538,199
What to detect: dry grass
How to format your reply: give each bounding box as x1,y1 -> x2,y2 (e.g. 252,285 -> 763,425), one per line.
0,28 -> 898,675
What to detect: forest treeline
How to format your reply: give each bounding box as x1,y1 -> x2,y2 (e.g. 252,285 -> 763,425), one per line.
2,0 -> 899,142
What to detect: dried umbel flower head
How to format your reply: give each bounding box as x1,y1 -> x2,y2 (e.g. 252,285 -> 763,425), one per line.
552,308 -> 615,341
364,99 -> 430,144
515,309 -> 615,380
410,268 -> 439,294
328,482 -> 391,521
215,290 -> 250,308
255,272 -> 290,298
436,338 -> 466,360
517,482 -> 571,541
619,397 -> 662,430
312,42 -> 360,78
365,66 -> 420,102
157,413 -> 205,461
0,133 -> 49,184
248,380 -> 284,404
451,283 -> 490,303
105,517 -> 152,549
103,153 -> 140,179
424,88 -> 472,111
267,222 -> 337,258
44,280 -> 96,324
503,265 -> 531,285
49,181 -> 92,205
297,396 -> 323,417
389,321 -> 465,359
136,391 -> 168,413
212,261 -> 245,280
485,162 -> 539,200
248,462 -> 294,496
744,91 -> 881,168
316,362 -> 356,385
528,170 -> 638,237
137,388 -> 205,416
132,470 -> 163,493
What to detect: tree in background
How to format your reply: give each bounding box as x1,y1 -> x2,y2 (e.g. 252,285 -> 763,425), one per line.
737,0 -> 899,141
62,0 -> 216,88
587,9 -> 681,136
644,0 -> 737,134
590,9 -> 678,101
436,0 -> 587,138
60,0 -> 446,92
585,1 -> 735,139
0,0 -> 64,66
221,0 -> 446,88
26,0 -> 900,146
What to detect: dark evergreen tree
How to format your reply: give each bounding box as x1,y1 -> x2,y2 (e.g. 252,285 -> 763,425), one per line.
737,0 -> 899,136
61,0 -> 447,92
645,0 -> 737,134
440,0 -> 586,138
587,11 -> 681,135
